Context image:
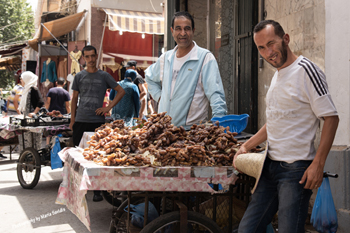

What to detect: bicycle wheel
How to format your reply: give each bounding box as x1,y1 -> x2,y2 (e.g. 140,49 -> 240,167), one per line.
140,211 -> 224,233
102,191 -> 122,207
17,147 -> 41,189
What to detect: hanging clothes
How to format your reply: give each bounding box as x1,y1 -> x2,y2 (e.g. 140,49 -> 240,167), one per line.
40,60 -> 57,83
57,59 -> 68,80
70,50 -> 82,74
67,73 -> 74,97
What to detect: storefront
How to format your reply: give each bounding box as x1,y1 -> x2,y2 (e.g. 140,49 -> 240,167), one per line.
28,11 -> 86,99
100,8 -> 164,81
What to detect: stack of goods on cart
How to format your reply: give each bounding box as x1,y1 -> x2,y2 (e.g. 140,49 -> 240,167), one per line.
83,112 -> 260,167
10,107 -> 70,126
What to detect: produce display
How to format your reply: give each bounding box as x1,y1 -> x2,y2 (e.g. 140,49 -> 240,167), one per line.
46,110 -> 64,118
83,112 -> 243,167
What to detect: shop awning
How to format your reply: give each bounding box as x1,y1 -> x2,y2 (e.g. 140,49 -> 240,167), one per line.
28,11 -> 86,51
103,8 -> 164,35
0,56 -> 21,71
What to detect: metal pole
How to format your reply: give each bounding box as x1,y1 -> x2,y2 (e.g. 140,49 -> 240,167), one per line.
97,14 -> 108,69
40,23 -> 83,69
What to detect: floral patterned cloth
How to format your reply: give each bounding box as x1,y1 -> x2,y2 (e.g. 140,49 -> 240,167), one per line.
55,147 -> 239,231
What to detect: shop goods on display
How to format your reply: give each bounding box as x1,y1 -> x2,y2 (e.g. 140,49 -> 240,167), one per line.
83,112 -> 260,167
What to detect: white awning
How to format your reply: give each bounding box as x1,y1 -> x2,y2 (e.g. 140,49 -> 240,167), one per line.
103,8 -> 164,35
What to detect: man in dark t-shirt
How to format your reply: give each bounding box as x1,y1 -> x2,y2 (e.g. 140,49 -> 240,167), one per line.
70,45 -> 125,202
45,77 -> 71,114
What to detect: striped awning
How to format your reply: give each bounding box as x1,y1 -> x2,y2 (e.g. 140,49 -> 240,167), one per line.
103,8 -> 164,35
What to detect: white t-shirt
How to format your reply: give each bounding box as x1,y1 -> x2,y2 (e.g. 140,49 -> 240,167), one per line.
266,56 -> 338,163
171,51 -> 191,98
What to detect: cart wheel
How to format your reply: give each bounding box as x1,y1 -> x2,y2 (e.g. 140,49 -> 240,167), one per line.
102,191 -> 122,207
140,211 -> 224,233
17,147 -> 41,189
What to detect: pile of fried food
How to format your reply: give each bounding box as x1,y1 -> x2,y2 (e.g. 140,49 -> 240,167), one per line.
83,112 -> 241,167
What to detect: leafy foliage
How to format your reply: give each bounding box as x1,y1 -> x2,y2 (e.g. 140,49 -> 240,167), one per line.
0,70 -> 16,90
0,0 -> 34,45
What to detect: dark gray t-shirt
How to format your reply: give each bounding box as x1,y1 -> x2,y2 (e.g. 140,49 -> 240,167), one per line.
72,69 -> 118,123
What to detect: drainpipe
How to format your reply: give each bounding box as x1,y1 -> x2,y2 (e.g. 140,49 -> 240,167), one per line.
206,0 -> 210,50
258,0 -> 265,68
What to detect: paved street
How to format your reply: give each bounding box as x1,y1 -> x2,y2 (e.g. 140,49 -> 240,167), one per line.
0,151 -> 113,233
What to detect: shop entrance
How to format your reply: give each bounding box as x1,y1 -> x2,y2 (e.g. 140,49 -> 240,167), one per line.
235,0 -> 259,133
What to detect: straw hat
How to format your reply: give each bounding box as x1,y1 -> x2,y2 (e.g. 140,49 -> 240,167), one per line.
235,148 -> 267,194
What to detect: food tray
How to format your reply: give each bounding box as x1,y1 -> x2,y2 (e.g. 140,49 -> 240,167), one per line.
10,116 -> 70,127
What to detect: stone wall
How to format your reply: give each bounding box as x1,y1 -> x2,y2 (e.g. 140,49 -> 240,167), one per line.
218,0 -> 235,114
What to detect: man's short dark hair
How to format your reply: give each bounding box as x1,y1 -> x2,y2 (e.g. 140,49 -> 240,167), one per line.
82,45 -> 97,56
171,11 -> 195,30
253,20 -> 285,38
57,77 -> 65,85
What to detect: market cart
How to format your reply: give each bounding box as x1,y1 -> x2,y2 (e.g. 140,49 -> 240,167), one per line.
2,116 -> 73,189
55,147 -> 254,233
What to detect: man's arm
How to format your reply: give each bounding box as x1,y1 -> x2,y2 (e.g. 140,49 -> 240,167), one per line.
95,85 -> 125,116
201,54 -> 227,117
65,101 -> 71,114
138,83 -> 147,118
145,58 -> 164,102
233,124 -> 268,169
45,97 -> 51,110
13,95 -> 21,114
300,115 -> 339,189
69,90 -> 79,130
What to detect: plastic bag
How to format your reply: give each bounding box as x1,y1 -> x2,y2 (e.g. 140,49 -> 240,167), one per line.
124,202 -> 159,228
51,134 -> 63,170
310,177 -> 338,233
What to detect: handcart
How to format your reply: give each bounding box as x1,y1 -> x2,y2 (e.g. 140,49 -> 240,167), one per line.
9,115 -> 72,189
55,147 -> 255,233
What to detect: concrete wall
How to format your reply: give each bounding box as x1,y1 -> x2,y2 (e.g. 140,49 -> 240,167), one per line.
324,1 -> 350,231
325,0 -> 350,146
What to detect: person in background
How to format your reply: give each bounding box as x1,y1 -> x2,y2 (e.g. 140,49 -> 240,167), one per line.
17,71 -> 44,152
45,77 -> 71,115
233,20 -> 339,233
69,45 -> 125,202
145,11 -> 227,129
103,88 -> 111,117
45,77 -> 71,145
125,61 -> 147,119
6,75 -> 23,116
109,69 -> 140,126
18,71 -> 44,117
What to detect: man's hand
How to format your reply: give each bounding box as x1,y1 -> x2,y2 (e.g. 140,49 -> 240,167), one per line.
69,122 -> 74,130
233,144 -> 249,173
95,106 -> 110,116
299,161 -> 324,189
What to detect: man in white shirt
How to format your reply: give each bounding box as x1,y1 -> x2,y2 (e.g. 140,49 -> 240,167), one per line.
234,20 -> 339,233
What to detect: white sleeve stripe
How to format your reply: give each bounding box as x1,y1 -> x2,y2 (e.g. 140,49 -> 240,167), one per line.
299,59 -> 328,96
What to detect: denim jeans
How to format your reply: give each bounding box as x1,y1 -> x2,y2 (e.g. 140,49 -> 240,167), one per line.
238,157 -> 313,233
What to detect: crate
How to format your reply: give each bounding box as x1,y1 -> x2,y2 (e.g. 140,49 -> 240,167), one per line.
10,116 -> 70,127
